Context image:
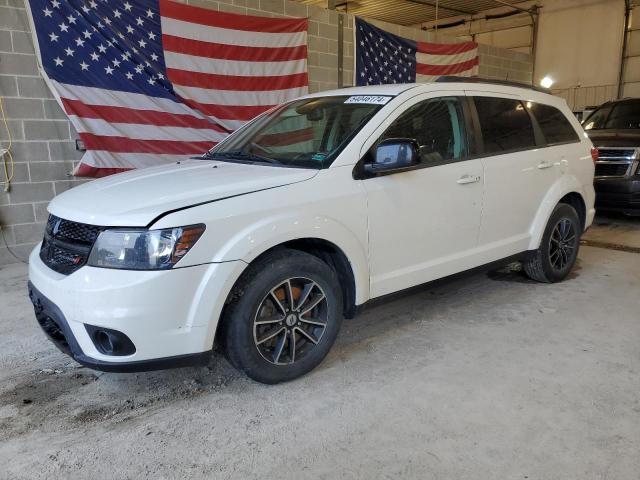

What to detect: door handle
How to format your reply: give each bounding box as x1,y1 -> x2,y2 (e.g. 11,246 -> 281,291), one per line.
537,161 -> 554,169
456,174 -> 481,185
559,158 -> 569,173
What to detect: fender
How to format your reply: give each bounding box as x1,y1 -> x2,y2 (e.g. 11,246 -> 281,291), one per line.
214,212 -> 371,305
528,174 -> 587,251
152,167 -> 371,305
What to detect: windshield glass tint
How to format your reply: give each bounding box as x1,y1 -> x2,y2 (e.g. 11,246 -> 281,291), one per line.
584,102 -> 640,130
208,96 -> 386,168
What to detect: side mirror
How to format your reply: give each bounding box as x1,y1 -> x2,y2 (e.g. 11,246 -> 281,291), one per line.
363,138 -> 419,176
306,108 -> 324,122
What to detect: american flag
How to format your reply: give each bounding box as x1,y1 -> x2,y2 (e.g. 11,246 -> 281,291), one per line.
27,0 -> 308,177
355,17 -> 478,86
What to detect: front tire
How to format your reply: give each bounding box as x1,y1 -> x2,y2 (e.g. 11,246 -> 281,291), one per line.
220,249 -> 343,384
523,203 -> 582,283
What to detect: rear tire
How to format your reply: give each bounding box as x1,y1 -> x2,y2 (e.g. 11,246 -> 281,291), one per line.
523,203 -> 582,283
220,249 -> 343,384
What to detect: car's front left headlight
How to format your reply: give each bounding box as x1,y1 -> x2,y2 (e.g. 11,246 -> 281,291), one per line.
87,224 -> 205,270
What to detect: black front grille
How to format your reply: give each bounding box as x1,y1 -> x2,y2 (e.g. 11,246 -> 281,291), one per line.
45,215 -> 101,244
40,215 -> 102,275
595,163 -> 630,177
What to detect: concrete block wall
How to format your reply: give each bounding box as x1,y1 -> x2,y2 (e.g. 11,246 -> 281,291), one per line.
477,45 -> 533,85
0,0 -> 532,265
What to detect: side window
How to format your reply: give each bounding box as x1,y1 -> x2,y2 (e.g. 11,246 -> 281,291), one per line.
528,102 -> 580,145
473,97 -> 536,155
378,97 -> 467,164
583,104 -> 612,130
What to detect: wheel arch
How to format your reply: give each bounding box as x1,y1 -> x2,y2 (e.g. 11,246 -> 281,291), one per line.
558,191 -> 587,230
279,238 -> 358,318
224,237 -> 361,321
528,176 -> 588,250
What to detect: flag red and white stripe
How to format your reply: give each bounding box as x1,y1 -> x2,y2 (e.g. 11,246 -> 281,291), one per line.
415,41 -> 479,83
161,0 -> 308,132
56,81 -> 223,177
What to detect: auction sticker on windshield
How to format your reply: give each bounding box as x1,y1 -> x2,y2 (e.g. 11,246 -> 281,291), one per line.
344,96 -> 392,105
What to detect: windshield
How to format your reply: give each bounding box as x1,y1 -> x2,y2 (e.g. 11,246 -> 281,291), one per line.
583,101 -> 640,130
205,95 -> 388,168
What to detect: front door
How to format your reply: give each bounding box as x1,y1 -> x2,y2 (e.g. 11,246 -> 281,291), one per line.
361,95 -> 484,298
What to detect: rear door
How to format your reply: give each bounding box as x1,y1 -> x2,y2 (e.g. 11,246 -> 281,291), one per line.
469,93 -> 559,255
526,101 -> 583,177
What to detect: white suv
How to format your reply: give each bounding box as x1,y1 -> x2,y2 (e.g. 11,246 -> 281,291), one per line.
28,81 -> 596,383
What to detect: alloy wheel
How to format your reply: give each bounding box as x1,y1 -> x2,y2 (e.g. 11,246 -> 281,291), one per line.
253,277 -> 329,365
549,218 -> 577,271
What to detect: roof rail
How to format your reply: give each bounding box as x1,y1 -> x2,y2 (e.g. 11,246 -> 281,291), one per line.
435,76 -> 550,94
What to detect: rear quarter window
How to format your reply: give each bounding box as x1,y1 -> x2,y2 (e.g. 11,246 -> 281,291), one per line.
473,96 -> 536,155
528,102 -> 580,145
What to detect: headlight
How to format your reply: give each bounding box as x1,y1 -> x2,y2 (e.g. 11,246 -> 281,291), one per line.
87,224 -> 205,270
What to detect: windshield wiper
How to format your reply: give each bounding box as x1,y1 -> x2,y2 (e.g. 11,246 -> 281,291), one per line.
201,150 -> 282,165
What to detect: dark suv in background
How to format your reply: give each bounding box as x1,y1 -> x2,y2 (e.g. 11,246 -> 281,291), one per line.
584,98 -> 640,215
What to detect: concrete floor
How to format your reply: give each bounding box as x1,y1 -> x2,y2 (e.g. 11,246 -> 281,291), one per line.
583,213 -> 640,250
1,216 -> 639,479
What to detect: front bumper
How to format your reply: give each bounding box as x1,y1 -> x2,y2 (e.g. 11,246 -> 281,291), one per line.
28,282 -> 211,371
28,246 -> 245,372
594,177 -> 640,215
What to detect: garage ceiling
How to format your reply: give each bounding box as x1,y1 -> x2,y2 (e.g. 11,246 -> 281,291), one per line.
300,0 -> 532,26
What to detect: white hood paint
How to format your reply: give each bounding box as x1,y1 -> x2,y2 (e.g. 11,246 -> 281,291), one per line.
48,160 -> 318,227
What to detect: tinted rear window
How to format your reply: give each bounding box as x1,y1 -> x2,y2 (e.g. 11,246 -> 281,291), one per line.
474,97 -> 536,155
528,102 -> 579,145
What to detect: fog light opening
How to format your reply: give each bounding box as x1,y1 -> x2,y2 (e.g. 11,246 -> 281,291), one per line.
95,330 -> 116,355
85,325 -> 136,356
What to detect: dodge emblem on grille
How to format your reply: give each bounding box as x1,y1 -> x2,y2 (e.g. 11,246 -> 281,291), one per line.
52,218 -> 62,236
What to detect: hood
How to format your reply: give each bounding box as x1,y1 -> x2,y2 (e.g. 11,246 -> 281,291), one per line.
587,129 -> 640,147
48,160 -> 318,227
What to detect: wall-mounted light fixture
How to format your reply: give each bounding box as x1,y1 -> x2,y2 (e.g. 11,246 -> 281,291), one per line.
540,76 -> 554,89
